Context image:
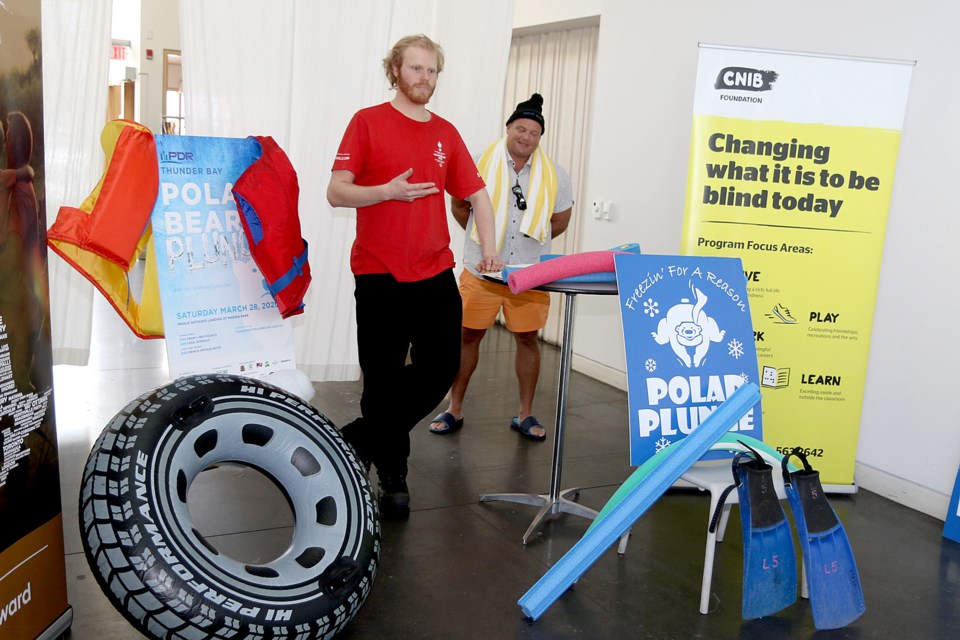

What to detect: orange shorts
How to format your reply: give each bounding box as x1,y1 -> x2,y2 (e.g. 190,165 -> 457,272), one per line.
459,270 -> 549,332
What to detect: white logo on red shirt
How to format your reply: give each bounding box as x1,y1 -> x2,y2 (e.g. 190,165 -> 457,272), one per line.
433,142 -> 446,167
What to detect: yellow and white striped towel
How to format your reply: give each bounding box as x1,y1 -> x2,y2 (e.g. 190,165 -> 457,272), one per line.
472,137 -> 558,250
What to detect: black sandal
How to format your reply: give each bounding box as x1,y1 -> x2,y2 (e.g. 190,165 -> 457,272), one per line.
511,416 -> 547,441
429,412 -> 463,434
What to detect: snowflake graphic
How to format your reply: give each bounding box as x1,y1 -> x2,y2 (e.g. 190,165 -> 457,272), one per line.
739,372 -> 749,383
655,437 -> 672,453
644,358 -> 657,373
643,298 -> 660,317
727,338 -> 744,359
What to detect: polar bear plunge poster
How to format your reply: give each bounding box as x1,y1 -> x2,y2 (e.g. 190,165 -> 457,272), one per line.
615,254 -> 760,465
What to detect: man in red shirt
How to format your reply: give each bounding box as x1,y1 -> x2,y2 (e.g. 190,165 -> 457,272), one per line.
328,34 -> 502,519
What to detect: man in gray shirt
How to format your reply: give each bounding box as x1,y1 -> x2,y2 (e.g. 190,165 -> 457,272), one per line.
429,93 -> 573,441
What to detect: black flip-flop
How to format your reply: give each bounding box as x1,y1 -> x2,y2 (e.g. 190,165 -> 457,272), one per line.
511,416 -> 547,441
429,412 -> 463,435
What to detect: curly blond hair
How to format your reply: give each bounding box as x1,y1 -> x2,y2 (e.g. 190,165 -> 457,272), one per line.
382,34 -> 444,89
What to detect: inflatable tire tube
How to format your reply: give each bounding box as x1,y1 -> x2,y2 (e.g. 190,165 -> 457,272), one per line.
79,374 -> 380,640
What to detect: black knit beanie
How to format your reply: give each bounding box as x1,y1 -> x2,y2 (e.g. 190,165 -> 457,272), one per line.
506,93 -> 545,133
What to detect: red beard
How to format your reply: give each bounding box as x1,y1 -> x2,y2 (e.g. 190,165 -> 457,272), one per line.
397,76 -> 434,105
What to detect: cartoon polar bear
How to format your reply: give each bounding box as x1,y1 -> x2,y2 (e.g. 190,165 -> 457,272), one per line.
651,286 -> 725,367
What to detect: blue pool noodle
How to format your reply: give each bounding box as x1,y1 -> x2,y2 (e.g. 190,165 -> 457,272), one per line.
517,382 -> 761,620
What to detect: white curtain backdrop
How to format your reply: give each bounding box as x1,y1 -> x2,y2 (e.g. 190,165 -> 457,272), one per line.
179,0 -> 514,381
502,24 -> 599,343
41,0 -> 113,365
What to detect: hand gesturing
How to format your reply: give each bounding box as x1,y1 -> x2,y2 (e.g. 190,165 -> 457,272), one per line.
388,168 -> 439,203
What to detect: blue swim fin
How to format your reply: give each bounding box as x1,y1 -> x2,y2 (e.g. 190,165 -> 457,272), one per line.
782,448 -> 865,630
732,443 -> 797,619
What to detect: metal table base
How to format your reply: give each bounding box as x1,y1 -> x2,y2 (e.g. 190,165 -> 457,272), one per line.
479,284 -> 616,544
480,486 -> 597,545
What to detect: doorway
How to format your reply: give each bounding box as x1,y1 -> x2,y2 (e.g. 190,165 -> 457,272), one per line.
162,49 -> 184,134
502,22 -> 600,344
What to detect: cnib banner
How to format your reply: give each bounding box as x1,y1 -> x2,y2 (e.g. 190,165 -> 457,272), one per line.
1,0 -> 71,637
681,44 -> 913,484
615,254 -> 760,466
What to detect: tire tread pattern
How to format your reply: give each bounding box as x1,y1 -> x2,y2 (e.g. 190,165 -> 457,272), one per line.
79,374 -> 379,639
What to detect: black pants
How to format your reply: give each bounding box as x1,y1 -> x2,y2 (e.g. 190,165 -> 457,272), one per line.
352,269 -> 461,476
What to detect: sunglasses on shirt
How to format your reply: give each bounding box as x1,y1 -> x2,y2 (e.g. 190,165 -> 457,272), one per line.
511,183 -> 527,210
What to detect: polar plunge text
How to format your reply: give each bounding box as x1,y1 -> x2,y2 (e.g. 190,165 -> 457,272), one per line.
161,181 -> 251,271
638,374 -> 755,437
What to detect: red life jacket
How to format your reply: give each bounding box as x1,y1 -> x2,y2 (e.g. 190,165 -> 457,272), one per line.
232,137 -> 311,318
47,119 -> 164,338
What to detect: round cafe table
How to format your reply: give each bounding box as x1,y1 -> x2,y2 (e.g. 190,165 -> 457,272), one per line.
480,275 -> 618,544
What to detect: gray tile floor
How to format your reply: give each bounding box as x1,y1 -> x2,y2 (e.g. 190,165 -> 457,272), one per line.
53,297 -> 960,639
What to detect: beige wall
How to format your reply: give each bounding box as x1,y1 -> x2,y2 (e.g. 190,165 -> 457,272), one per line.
513,0 -> 601,31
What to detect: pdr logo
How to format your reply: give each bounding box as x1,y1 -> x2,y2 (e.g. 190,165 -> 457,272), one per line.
714,67 -> 779,92
160,150 -> 195,164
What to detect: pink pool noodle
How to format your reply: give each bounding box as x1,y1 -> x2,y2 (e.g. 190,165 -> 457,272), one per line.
506,251 -> 620,294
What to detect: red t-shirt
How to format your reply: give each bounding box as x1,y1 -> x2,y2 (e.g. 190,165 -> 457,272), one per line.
332,102 -> 484,281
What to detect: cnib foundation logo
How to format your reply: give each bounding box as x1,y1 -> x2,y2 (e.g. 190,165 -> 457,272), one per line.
715,67 -> 779,92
